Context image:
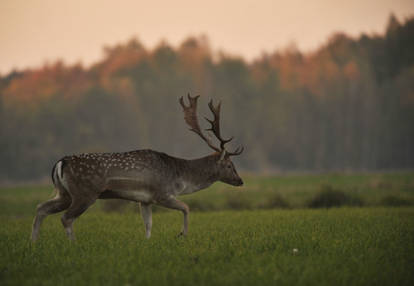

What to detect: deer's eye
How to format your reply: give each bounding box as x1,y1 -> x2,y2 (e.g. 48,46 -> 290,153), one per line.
227,165 -> 232,169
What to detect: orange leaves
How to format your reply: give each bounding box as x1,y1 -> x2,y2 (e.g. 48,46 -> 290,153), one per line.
343,61 -> 360,81
2,62 -> 89,107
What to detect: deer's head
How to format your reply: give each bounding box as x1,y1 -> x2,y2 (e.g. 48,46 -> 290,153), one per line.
179,94 -> 244,186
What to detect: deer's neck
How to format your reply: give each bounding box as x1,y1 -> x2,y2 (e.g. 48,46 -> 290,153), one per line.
177,154 -> 219,194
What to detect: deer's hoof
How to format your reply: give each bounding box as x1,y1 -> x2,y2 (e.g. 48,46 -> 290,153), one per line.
177,231 -> 188,238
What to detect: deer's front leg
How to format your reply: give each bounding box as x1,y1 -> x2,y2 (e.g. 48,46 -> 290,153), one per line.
140,203 -> 152,239
159,197 -> 189,236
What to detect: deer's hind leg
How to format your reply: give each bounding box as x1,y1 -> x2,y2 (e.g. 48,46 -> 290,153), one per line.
61,194 -> 97,241
31,187 -> 71,242
59,173 -> 102,241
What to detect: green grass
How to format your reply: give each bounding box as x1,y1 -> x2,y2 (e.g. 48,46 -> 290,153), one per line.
1,173 -> 414,285
1,209 -> 414,286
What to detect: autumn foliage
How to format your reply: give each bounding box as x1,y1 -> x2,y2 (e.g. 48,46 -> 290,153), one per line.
1,15 -> 413,181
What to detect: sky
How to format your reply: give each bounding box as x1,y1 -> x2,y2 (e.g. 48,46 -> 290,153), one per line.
1,0 -> 413,74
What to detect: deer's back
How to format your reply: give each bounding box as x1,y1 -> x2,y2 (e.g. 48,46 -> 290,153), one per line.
60,149 -> 179,195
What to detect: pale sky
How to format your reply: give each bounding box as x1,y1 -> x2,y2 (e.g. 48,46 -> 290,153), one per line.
1,0 -> 413,74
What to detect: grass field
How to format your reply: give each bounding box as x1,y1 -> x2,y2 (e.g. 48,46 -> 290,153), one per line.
1,173 -> 414,285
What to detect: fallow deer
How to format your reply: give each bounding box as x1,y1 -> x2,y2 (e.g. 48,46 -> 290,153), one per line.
31,94 -> 244,241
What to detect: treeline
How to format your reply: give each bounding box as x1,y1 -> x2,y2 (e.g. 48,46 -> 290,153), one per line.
1,15 -> 414,181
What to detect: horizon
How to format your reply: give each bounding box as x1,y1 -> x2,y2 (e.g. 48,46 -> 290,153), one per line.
1,0 -> 414,75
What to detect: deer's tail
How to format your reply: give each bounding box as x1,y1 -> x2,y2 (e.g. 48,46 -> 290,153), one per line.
51,159 -> 70,193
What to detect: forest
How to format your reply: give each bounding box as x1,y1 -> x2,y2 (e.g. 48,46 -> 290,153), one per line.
0,15 -> 413,182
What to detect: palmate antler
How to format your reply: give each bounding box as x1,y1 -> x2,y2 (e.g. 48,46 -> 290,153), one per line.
179,94 -> 220,153
179,94 -> 244,156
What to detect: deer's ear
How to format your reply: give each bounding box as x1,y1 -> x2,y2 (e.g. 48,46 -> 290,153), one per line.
219,150 -> 226,161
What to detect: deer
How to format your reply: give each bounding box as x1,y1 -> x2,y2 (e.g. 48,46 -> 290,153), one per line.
31,94 -> 244,241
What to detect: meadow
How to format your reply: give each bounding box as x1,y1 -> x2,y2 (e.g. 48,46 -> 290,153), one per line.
1,173 -> 414,285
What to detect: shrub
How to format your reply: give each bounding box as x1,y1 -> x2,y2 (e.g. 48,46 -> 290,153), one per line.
380,195 -> 412,207
102,199 -> 131,212
307,185 -> 364,208
258,193 -> 290,209
225,194 -> 253,210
